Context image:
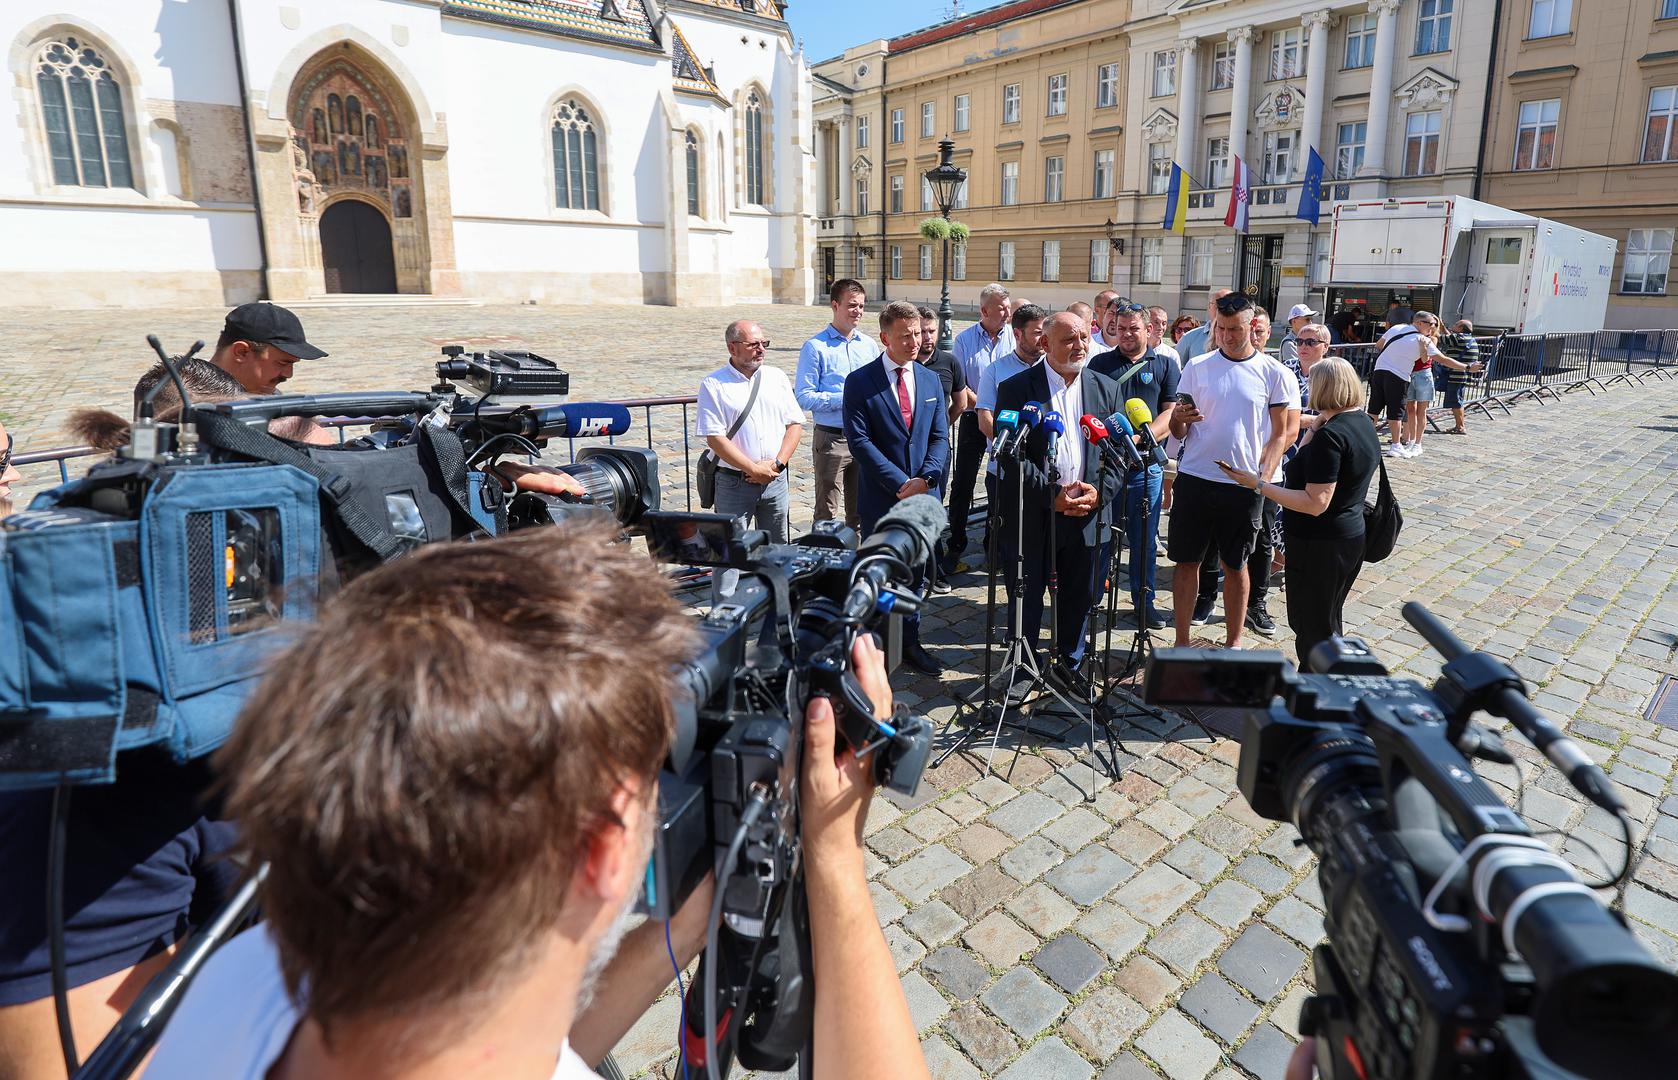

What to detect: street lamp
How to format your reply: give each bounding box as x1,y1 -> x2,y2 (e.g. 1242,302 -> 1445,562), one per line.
924,139 -> 967,352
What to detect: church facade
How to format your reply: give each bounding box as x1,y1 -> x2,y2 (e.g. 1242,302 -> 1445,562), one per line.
0,0 -> 815,308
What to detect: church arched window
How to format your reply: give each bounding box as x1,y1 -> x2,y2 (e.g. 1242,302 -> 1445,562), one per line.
745,92 -> 765,206
551,99 -> 600,211
685,131 -> 700,217
35,36 -> 134,189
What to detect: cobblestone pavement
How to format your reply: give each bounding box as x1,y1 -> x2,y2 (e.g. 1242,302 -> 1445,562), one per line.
7,304 -> 1678,1079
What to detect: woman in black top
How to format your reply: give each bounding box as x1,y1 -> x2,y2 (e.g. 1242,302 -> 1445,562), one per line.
1216,357 -> 1382,669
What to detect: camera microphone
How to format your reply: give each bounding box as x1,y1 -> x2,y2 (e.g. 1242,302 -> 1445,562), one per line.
503,402 -> 634,440
841,494 -> 947,621
1122,398 -> 1169,467
1080,414 -> 1143,472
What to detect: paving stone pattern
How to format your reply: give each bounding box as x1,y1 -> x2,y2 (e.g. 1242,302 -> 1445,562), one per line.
11,304 -> 1678,1077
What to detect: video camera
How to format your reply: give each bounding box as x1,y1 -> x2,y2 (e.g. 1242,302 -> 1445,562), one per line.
635,497 -> 942,1078
1144,602 -> 1678,1080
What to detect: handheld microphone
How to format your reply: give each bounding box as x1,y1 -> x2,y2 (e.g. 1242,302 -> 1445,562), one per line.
1040,410 -> 1065,472
1084,413 -> 1145,472
1108,409 -> 1165,470
1005,402 -> 1043,460
1122,398 -> 1168,467
990,409 -> 1021,458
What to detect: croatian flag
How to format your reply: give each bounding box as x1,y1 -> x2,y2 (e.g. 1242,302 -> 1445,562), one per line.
1224,155 -> 1251,234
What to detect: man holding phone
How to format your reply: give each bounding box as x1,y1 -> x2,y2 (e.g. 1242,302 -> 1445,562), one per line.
1166,294 -> 1300,650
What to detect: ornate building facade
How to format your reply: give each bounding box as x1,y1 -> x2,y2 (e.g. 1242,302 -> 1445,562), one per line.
0,0 -> 815,308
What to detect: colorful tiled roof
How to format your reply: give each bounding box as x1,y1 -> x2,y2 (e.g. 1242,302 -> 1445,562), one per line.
441,0 -> 662,51
677,0 -> 787,20
671,23 -> 727,101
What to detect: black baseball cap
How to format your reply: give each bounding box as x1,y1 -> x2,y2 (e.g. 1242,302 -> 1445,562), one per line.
221,302 -> 328,360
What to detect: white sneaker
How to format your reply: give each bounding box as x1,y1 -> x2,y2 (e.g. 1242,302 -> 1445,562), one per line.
1408,442 -> 1425,457
1383,443 -> 1403,458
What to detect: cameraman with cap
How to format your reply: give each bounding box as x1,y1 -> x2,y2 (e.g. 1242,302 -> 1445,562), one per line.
143,525 -> 929,1080
210,302 -> 329,395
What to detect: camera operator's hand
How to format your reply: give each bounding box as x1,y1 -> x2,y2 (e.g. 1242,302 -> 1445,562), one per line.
802,635 -> 890,868
492,460 -> 588,498
1287,1036 -> 1316,1080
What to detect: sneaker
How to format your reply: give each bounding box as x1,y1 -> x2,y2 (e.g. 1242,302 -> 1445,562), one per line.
1191,595 -> 1215,625
1145,608 -> 1171,630
1383,443 -> 1403,458
1407,442 -> 1425,458
1245,602 -> 1277,637
930,578 -> 953,595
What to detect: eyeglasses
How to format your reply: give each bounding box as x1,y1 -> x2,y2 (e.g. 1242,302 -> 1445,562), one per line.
738,340 -> 771,350
1297,337 -> 1329,347
0,432 -> 12,473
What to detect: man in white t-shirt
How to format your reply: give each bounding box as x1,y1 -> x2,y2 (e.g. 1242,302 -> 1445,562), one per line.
698,321 -> 804,541
1367,311 -> 1447,456
1166,294 -> 1301,649
143,530 -> 930,1080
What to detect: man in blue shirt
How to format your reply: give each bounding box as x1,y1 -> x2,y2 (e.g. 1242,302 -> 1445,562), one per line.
1175,286 -> 1232,364
797,278 -> 877,529
943,283 -> 1013,572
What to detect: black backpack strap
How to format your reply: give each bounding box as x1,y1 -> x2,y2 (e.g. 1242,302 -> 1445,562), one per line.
416,423 -> 503,536
193,410 -> 407,563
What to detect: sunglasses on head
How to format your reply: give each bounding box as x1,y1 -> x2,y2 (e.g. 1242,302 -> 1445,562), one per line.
1214,295 -> 1253,317
0,432 -> 12,473
1111,302 -> 1145,314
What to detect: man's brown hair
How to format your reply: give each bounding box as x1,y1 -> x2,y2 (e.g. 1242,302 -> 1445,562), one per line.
217,524 -> 696,1038
878,300 -> 921,332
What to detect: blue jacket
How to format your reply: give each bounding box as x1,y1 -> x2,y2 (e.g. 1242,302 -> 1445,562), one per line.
841,356 -> 951,535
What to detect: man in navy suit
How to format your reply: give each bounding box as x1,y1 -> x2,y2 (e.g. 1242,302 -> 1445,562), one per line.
843,301 -> 951,675
994,312 -> 1126,697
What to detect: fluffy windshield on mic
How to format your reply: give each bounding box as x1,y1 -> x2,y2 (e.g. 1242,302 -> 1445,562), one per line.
865,493 -> 947,566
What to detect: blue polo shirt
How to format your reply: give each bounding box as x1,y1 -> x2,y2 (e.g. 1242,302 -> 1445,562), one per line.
1177,323 -> 1212,364
796,325 -> 877,429
1089,348 -> 1180,419
952,322 -> 1015,411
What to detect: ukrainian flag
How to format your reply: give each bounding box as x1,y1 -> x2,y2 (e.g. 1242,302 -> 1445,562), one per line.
1162,164 -> 1189,234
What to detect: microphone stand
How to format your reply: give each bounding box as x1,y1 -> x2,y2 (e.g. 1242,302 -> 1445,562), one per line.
1093,455 -> 1178,732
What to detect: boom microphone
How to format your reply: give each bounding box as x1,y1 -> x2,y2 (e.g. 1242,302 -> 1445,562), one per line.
1122,399 -> 1169,467
842,494 -> 947,621
1082,414 -> 1144,472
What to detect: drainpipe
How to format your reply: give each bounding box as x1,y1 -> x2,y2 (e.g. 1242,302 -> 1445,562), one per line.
227,0 -> 273,299
1471,0 -> 1505,201
877,53 -> 888,302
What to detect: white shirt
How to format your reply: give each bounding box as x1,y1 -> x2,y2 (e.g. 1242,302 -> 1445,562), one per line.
1372,324 -> 1442,381
144,927 -> 592,1080
1044,363 -> 1086,487
881,354 -> 917,421
1177,349 -> 1301,484
1153,341 -> 1181,366
696,362 -> 804,463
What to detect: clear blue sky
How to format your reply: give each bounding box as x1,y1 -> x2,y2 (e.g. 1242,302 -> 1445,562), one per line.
787,1 -> 1012,64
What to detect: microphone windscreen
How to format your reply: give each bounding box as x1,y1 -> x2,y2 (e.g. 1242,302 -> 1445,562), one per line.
1078,414 -> 1108,441
1041,411 -> 1065,435
995,409 -> 1019,430
1107,410 -> 1137,438
554,403 -> 634,437
1124,398 -> 1154,427
869,493 -> 948,557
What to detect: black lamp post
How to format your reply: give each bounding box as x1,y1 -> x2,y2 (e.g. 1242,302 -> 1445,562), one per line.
924,139 -> 967,352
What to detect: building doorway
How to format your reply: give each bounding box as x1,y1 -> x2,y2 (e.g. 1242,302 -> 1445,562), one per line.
319,200 -> 397,293
822,247 -> 837,294
1240,234 -> 1283,318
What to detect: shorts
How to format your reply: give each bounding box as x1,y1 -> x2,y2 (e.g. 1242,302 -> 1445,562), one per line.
1167,472 -> 1264,569
1367,369 -> 1408,422
0,752 -> 239,1005
1439,373 -> 1467,409
1405,369 -> 1435,403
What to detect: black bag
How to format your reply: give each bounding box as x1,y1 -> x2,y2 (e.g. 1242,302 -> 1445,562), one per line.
1362,456 -> 1402,562
696,372 -> 761,509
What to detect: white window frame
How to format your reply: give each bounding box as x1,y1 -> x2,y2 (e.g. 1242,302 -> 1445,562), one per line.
857,115 -> 869,149
1336,121 -> 1366,179
1042,239 -> 1061,282
1211,41 -> 1235,90
1152,51 -> 1177,98
921,175 -> 935,213
1140,237 -> 1163,284
952,241 -> 968,280
1093,148 -> 1114,198
890,107 -> 904,143
1529,0 -> 1572,39
1417,0 -> 1454,54
1047,73 -> 1069,116
1147,142 -> 1171,194
1262,130 -> 1295,184
1514,99 -> 1560,171
1269,28 -> 1307,81
999,240 -> 1016,281
1096,63 -> 1120,108
889,173 -> 904,213
1345,14 -> 1378,69
1622,227 -> 1673,294
1403,111 -> 1442,176
954,175 -> 968,210
1644,85 -> 1678,163
1310,231 -> 1333,286
856,249 -> 869,280
1206,136 -> 1230,189
1187,236 -> 1214,286
1003,83 -> 1021,124
920,101 -> 935,138
856,176 -> 869,215
1001,160 -> 1019,205
890,244 -> 902,279
1044,155 -> 1064,202
1090,239 -> 1111,283
919,243 -> 933,280
954,93 -> 971,132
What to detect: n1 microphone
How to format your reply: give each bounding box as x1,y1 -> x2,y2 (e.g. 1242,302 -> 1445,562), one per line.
1123,398 -> 1169,468
1040,411 -> 1065,473
990,409 -> 1021,457
1084,413 -> 1144,472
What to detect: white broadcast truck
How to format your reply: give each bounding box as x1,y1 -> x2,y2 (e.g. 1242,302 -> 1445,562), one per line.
1324,195 -> 1615,334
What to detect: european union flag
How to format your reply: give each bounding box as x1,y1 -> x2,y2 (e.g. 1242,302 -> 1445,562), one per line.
1297,147 -> 1326,226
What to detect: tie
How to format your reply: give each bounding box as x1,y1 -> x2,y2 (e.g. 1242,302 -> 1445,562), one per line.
895,367 -> 913,430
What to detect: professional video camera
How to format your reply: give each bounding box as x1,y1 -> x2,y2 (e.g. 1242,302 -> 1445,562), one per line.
636,496 -> 942,1079
1144,602 -> 1678,1080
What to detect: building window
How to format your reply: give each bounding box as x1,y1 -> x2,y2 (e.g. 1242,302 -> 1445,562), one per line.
1529,0 -> 1572,38
1514,99 -> 1560,170
1001,160 -> 1019,205
1141,237 -> 1163,283
890,108 -> 904,143
1097,63 -> 1120,108
953,241 -> 967,280
1310,231 -> 1333,285
921,175 -> 934,213
856,176 -> 869,215
685,131 -> 700,215
1664,0 -> 1678,19
1206,136 -> 1230,189
552,98 -> 601,210
954,175 -> 968,209
890,244 -> 902,278
857,248 -> 870,280
954,93 -> 970,132
1152,51 -> 1177,98
999,240 -> 1016,280
34,36 -> 135,189
1047,73 -> 1068,116
1093,148 -> 1114,198
1042,240 -> 1061,282
919,243 -> 933,279
1417,0 -> 1454,54
1403,111 -> 1442,175
1187,236 -> 1214,285
889,173 -> 903,213
1211,41 -> 1235,90
1044,156 -> 1064,202
857,115 -> 869,148
1644,86 -> 1678,162
1621,227 -> 1672,294
745,91 -> 766,205
1003,83 -> 1021,124
921,101 -> 935,138
1269,28 -> 1307,81
1148,143 -> 1172,194
1262,130 -> 1294,184
1090,239 -> 1111,283
1336,121 -> 1366,179
1344,14 -> 1378,69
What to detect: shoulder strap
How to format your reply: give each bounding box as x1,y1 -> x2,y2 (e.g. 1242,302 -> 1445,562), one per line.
416,423 -> 503,536
726,372 -> 762,440
1374,328 -> 1421,365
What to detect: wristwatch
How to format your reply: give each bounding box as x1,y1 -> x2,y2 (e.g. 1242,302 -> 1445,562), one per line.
773,457 -> 787,474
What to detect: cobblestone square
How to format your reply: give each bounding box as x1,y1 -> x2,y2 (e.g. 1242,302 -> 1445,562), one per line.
7,302 -> 1678,1078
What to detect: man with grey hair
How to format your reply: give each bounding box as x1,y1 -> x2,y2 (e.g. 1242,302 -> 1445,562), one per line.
945,282 -> 1014,573
697,320 -> 804,599
1438,319 -> 1480,434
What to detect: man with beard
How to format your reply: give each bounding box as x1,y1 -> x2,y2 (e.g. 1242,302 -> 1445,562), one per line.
142,527 -> 928,1080
209,302 -> 328,395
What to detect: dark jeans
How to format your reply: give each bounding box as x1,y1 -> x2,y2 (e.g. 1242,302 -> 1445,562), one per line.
1198,497 -> 1277,611
1121,465 -> 1164,611
944,412 -> 986,564
1284,531 -> 1365,671
1002,512 -> 1095,665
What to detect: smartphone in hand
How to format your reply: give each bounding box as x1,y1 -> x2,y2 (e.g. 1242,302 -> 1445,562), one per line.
1214,459 -> 1235,472
1177,392 -> 1197,411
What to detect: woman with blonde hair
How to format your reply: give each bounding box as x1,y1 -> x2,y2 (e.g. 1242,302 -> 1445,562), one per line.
1217,357 -> 1382,669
